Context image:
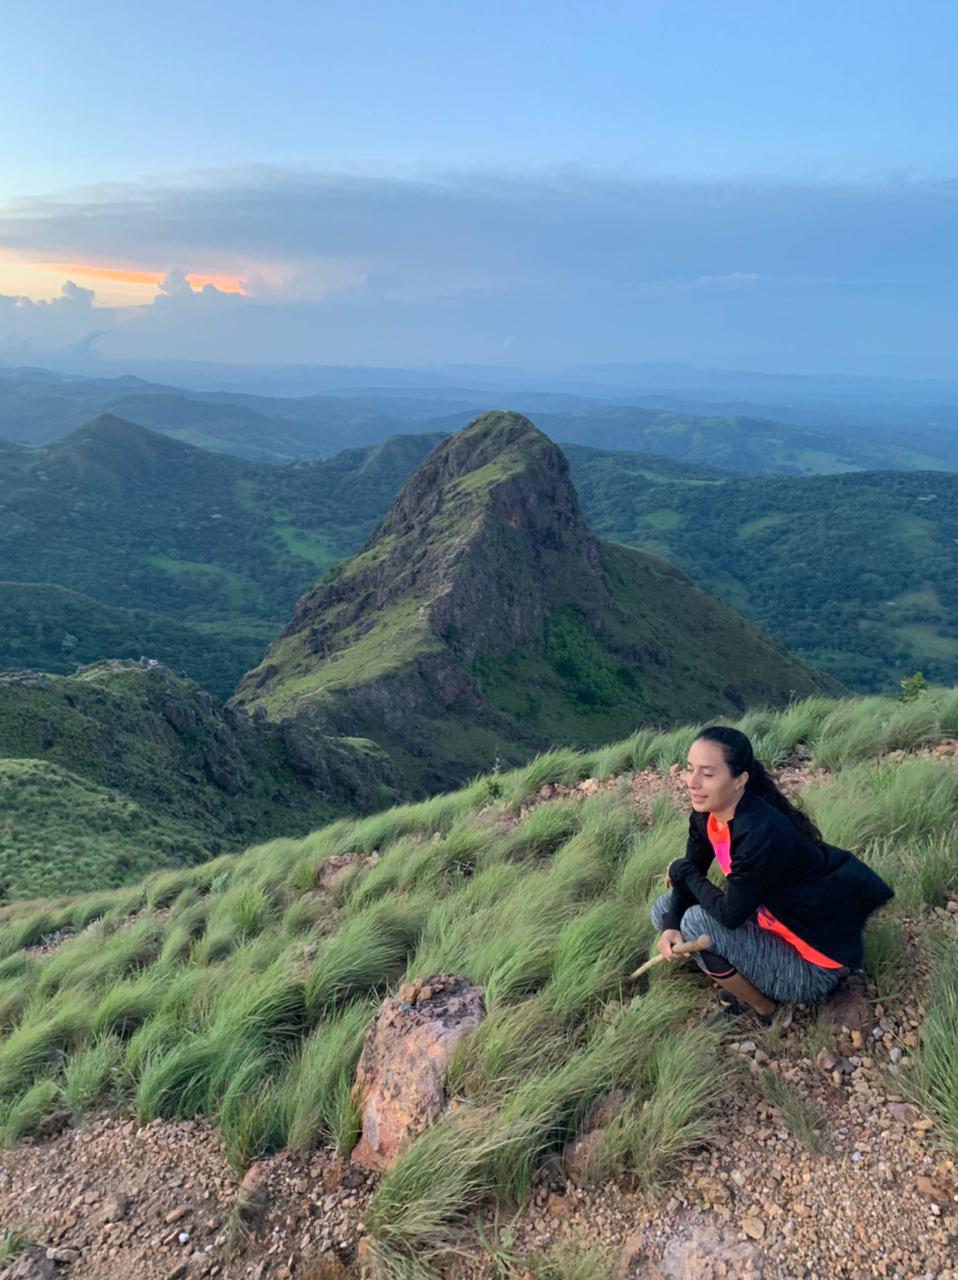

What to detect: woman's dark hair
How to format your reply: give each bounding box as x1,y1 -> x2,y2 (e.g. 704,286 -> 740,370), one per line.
695,725 -> 823,845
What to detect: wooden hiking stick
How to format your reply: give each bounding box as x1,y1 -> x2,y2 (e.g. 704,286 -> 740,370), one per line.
629,934 -> 711,980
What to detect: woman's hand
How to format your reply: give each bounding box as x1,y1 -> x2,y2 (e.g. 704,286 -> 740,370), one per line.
656,929 -> 684,961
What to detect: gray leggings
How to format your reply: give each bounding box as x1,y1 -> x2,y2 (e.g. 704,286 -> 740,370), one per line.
650,891 -> 844,1006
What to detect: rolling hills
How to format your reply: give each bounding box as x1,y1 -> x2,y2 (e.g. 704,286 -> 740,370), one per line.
4,365 -> 956,472
566,448 -> 958,691
0,418 -> 440,694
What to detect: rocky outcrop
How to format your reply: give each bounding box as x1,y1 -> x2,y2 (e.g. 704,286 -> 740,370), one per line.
351,974 -> 485,1172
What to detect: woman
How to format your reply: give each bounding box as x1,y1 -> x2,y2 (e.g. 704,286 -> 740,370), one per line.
650,725 -> 893,1025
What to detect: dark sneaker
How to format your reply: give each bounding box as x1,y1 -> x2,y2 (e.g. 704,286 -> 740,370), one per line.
702,999 -> 776,1032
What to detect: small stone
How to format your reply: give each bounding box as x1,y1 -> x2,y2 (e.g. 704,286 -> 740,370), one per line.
45,1249 -> 81,1264
815,1047 -> 838,1072
99,1194 -> 129,1224
165,1206 -> 190,1224
740,1215 -> 765,1240
916,1175 -> 953,1206
546,1192 -> 570,1218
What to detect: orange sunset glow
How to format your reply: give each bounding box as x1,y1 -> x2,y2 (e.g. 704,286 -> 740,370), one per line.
48,263 -> 247,294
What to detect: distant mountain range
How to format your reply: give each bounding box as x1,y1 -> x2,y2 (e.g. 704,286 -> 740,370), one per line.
3,364 -> 957,472
3,413 -> 958,695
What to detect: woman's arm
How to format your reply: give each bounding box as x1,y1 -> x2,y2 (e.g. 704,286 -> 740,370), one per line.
668,824 -> 777,929
661,814 -> 715,930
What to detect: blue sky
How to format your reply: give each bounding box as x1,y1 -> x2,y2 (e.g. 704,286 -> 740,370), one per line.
1,0 -> 955,373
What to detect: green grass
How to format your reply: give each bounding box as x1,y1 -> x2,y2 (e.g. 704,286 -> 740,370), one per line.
281,1001 -> 373,1153
62,1034 -> 124,1114
913,933 -> 958,1147
0,1226 -> 37,1262
0,689 -> 957,1272
758,1068 -> 826,1152
0,1076 -> 62,1146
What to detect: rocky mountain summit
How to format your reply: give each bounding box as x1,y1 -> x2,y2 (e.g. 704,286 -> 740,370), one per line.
234,412 -> 836,792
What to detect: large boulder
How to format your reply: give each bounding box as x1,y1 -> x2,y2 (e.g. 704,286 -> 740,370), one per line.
350,974 -> 485,1172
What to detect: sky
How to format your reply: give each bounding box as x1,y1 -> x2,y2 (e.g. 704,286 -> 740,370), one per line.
1,0 -> 956,375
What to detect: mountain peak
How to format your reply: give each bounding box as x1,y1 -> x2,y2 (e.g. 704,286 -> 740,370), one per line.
233,413 -> 834,793
372,409 -> 585,561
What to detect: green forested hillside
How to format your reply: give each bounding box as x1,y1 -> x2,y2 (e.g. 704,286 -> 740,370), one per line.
567,448 -> 958,691
538,406 -> 952,473
0,419 -> 439,690
0,583 -> 272,701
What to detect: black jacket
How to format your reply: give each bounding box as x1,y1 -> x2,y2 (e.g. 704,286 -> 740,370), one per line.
663,791 -> 893,970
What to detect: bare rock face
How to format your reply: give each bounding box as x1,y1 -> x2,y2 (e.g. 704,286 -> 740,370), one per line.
350,974 -> 485,1172
316,852 -> 379,892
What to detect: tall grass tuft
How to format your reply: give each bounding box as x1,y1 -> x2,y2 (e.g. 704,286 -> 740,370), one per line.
501,749 -> 589,809
363,1107 -> 512,1266
0,1077 -> 62,1146
446,999 -> 572,1102
758,1068 -> 825,1151
862,917 -> 909,1000
913,932 -> 958,1147
280,1002 -> 373,1152
0,1007 -> 88,1101
63,1034 -> 125,1114
813,698 -> 941,770
595,1026 -> 720,1189
806,760 -> 958,852
92,973 -> 163,1038
305,900 -> 427,1016
751,697 -> 835,764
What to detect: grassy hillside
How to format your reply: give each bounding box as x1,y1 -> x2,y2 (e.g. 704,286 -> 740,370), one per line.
0,690 -> 956,1276
567,449 -> 958,692
0,661 -> 397,900
235,413 -> 834,793
0,418 -> 439,690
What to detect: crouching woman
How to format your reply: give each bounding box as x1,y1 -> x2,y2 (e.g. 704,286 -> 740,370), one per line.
651,725 -> 893,1025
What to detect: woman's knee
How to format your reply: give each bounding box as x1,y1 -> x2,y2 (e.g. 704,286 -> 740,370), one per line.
650,892 -> 673,931
678,904 -> 712,942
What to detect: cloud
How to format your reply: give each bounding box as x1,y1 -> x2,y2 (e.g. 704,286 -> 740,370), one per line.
0,168 -> 955,373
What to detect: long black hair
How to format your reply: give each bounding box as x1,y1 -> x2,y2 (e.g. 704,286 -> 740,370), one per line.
695,725 -> 823,845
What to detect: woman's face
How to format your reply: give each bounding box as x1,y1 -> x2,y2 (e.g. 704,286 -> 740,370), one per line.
685,738 -> 747,816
